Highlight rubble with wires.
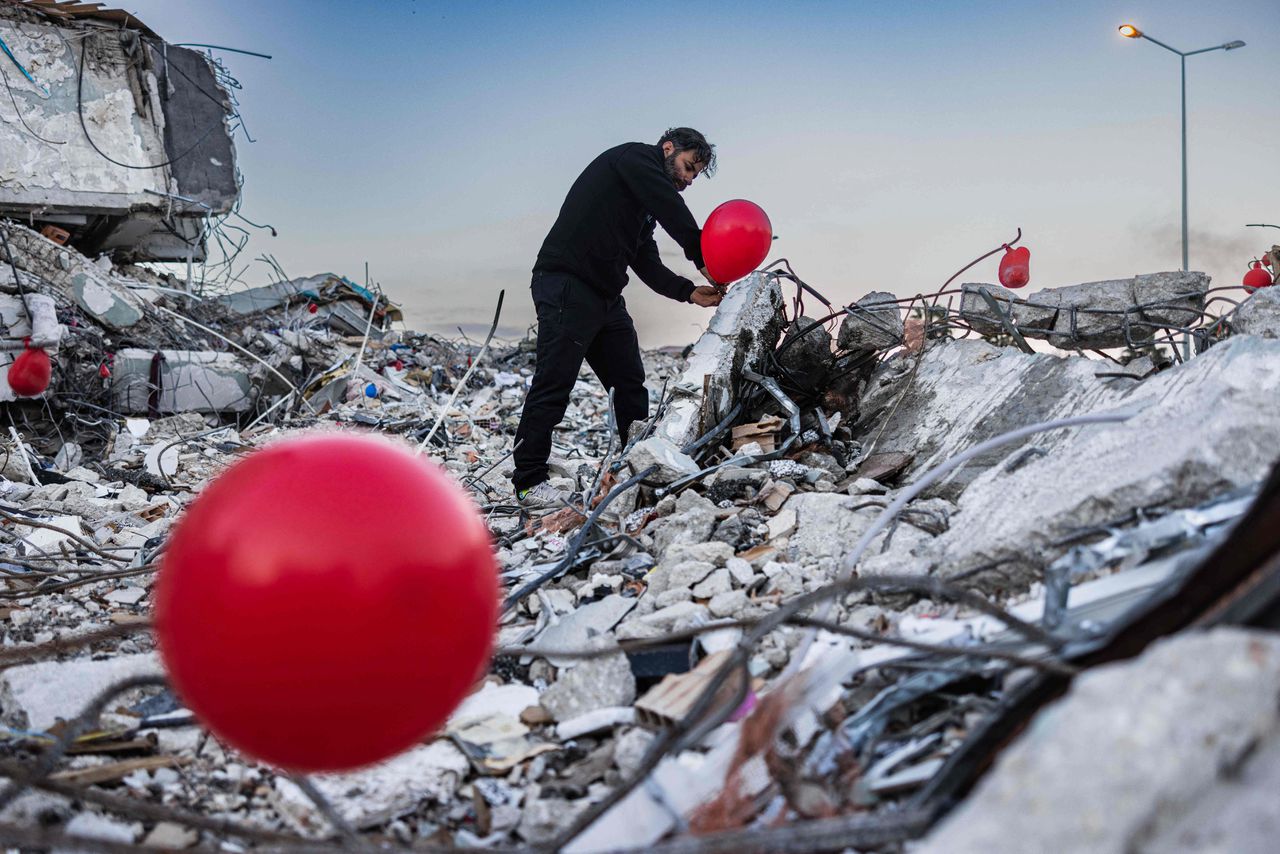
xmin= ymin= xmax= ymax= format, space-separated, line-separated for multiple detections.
xmin=5 ymin=196 xmax=1280 ymax=851
xmin=5 ymin=2 xmax=1280 ymax=852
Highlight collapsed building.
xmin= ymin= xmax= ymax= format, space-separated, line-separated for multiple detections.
xmin=0 ymin=0 xmax=238 ymax=261
xmin=3 ymin=2 xmax=1280 ymax=852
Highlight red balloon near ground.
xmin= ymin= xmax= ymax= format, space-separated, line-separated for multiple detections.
xmin=999 ymin=245 xmax=1031 ymax=289
xmin=1243 ymin=260 xmax=1274 ymax=289
xmin=701 ymin=200 xmax=772 ymax=284
xmin=7 ymin=346 xmax=51 ymax=396
xmin=154 ymin=433 xmax=499 ymax=772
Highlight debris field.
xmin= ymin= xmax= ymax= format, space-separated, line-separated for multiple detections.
xmin=2 ymin=1 xmax=1280 ymax=852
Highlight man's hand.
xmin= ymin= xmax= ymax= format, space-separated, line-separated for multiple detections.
xmin=699 ymin=267 xmax=719 ymax=287
xmin=689 ymin=285 xmax=723 ymax=308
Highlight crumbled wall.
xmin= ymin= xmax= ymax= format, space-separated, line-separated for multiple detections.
xmin=0 ymin=16 xmax=169 ymax=202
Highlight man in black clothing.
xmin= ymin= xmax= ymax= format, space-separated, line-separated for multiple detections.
xmin=512 ymin=127 xmax=723 ymax=510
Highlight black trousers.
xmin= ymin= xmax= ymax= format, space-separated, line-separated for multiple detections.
xmin=512 ymin=271 xmax=648 ymax=491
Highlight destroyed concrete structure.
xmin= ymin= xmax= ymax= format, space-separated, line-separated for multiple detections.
xmin=959 ymin=271 xmax=1208 ymax=350
xmin=3 ymin=4 xmax=1280 ymax=849
xmin=0 ymin=0 xmax=239 ymax=262
xmin=5 ymin=236 xmax=1280 ymax=851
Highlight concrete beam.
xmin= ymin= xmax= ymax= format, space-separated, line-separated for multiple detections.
xmin=648 ymin=272 xmax=785 ymax=449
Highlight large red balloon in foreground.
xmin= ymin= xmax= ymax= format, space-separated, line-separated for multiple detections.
xmin=154 ymin=433 xmax=498 ymax=772
xmin=701 ymin=200 xmax=772 ymax=285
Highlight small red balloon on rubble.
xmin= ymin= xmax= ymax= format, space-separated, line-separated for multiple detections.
xmin=7 ymin=343 xmax=51 ymax=397
xmin=153 ymin=433 xmax=500 ymax=772
xmin=1243 ymin=260 xmax=1274 ymax=290
xmin=998 ymin=245 xmax=1031 ymax=289
xmin=701 ymin=200 xmax=772 ymax=285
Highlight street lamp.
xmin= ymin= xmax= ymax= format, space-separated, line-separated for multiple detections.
xmin=1118 ymin=24 xmax=1245 ymax=272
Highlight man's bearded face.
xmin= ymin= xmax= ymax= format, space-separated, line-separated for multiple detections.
xmin=663 ymin=149 xmax=704 ymax=192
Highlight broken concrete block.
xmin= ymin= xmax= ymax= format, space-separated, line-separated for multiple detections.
xmin=519 ymin=796 xmax=591 ymax=845
xmin=633 ymin=601 xmax=708 ymax=632
xmin=665 ymin=560 xmax=718 ymax=591
xmin=848 ymin=477 xmax=887 ymax=495
xmin=64 ymin=812 xmax=140 ymax=846
xmin=1138 ymin=724 xmax=1280 ymax=853
xmin=1048 ymin=272 xmax=1208 ymax=349
xmin=528 ymin=595 xmax=637 ymax=668
xmin=778 ymin=316 xmax=832 ymax=377
xmin=784 ymin=492 xmax=880 ymax=563
xmin=539 ymin=642 xmax=636 ymax=722
xmin=143 ymin=821 xmax=199 ymax=849
xmin=708 ymin=589 xmax=750 ymax=618
xmin=838 ymin=291 xmax=904 ymax=351
xmin=959 ymin=272 xmax=1208 ymax=350
xmin=931 ymin=334 xmax=1280 ymax=588
xmin=690 ymin=568 xmax=731 ymax=598
xmin=919 ymin=628 xmax=1280 ymax=854
xmin=958 ymin=284 xmax=1058 ymax=339
xmin=664 ymin=541 xmax=734 ymax=566
xmin=70 ymin=271 xmax=145 ymax=329
xmin=647 ymin=507 xmax=717 ymax=556
xmin=1230 ymin=286 xmax=1280 ymax=338
xmin=651 ymin=272 xmax=785 ymax=449
xmin=759 ymin=480 xmax=795 ymax=512
xmin=627 ymin=437 xmax=700 ymax=484
xmin=111 ymin=348 xmax=255 ymax=414
xmin=725 ymin=557 xmax=756 ymax=586
xmin=0 ymin=652 xmax=161 ymax=731
xmin=653 ymin=588 xmax=693 ymax=608
xmin=449 ymin=683 xmax=540 ymax=726
xmin=766 ymin=507 xmax=798 ymax=540
xmin=612 ymin=727 xmax=656 ymax=778
xmin=855 ymin=339 xmax=1123 ymax=498
xmin=275 ymin=741 xmax=468 ymax=830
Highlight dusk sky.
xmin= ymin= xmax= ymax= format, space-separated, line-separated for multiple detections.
xmin=124 ymin=0 xmax=1280 ymax=346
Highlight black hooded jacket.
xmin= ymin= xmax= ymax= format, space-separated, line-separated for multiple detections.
xmin=534 ymin=142 xmax=704 ymax=303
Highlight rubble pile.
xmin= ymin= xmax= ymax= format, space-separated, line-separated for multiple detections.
xmin=4 ymin=208 xmax=1280 ymax=851
xmin=3 ymin=4 xmax=1280 ymax=850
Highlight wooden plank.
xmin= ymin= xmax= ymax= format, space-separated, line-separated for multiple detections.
xmin=49 ymin=755 xmax=187 ymax=786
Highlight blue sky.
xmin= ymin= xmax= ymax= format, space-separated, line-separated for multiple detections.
xmin=123 ymin=0 xmax=1280 ymax=345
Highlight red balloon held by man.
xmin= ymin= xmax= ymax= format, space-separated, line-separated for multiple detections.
xmin=7 ymin=343 xmax=51 ymax=396
xmin=1243 ymin=260 xmax=1274 ymax=289
xmin=999 ymin=245 xmax=1031 ymax=289
xmin=701 ymin=200 xmax=772 ymax=285
xmin=154 ymin=434 xmax=499 ymax=772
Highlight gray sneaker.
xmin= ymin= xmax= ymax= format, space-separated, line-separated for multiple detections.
xmin=516 ymin=481 xmax=574 ymax=512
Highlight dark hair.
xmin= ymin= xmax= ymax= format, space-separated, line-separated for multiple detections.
xmin=659 ymin=127 xmax=716 ymax=177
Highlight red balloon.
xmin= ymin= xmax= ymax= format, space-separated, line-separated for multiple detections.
xmin=999 ymin=246 xmax=1031 ymax=289
xmin=701 ymin=200 xmax=772 ymax=284
xmin=7 ymin=346 xmax=51 ymax=397
xmin=1244 ymin=261 xmax=1274 ymax=289
xmin=154 ymin=434 xmax=499 ymax=771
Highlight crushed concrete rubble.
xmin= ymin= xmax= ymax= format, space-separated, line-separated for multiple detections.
xmin=6 ymin=243 xmax=1279 ymax=851
xmin=3 ymin=6 xmax=1280 ymax=849
xmin=919 ymin=628 xmax=1280 ymax=854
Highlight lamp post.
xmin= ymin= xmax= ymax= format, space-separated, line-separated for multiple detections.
xmin=1118 ymin=25 xmax=1245 ymax=273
